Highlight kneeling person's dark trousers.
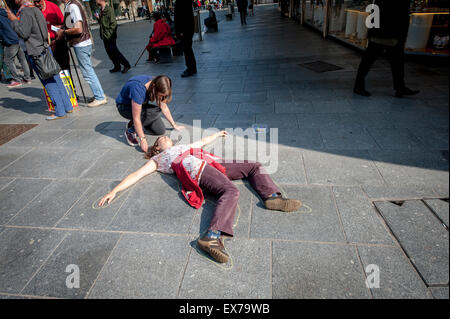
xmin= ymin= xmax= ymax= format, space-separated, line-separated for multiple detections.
xmin=117 ymin=103 xmax=166 ymax=135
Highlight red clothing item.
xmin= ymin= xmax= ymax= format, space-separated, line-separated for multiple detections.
xmin=146 ymin=19 xmax=175 ymax=49
xmin=171 ymin=148 xmax=226 ymax=209
xmin=41 ymin=0 xmax=64 ymax=40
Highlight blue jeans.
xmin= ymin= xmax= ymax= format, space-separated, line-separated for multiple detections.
xmin=73 ymin=45 xmax=105 ymax=101
xmin=28 ymin=52 xmax=73 ymax=117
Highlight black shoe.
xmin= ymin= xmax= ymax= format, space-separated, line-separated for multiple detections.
xmin=181 ymin=70 xmax=195 ymax=78
xmin=109 ymin=68 xmax=121 ymax=73
xmin=395 ymin=87 xmax=420 ymax=98
xmin=122 ymin=65 xmax=131 ymax=74
xmin=353 ymin=86 xmax=371 ymax=97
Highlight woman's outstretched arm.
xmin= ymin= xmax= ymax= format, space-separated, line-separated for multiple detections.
xmin=98 ymin=159 xmax=158 ymax=206
xmin=190 ymin=130 xmax=228 ymax=149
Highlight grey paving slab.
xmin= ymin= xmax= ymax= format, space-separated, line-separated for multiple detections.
xmin=408 ymin=127 xmax=449 ymax=151
xmin=269 ymin=146 xmax=307 ymax=184
xmin=354 ymin=112 xmax=397 ymax=129
xmin=0 ymin=147 xmax=107 ymax=179
xmin=92 ymin=129 xmax=132 ymax=150
xmin=370 ymin=150 xmax=449 ymax=187
xmin=108 ymin=174 xmax=196 ymax=233
xmin=275 ymin=101 xmax=314 ymax=114
xmin=0 ymin=227 xmax=66 ymax=293
xmin=179 ymin=238 xmax=271 ymax=298
xmin=56 ymin=181 xmax=131 ymax=230
xmin=0 ymin=177 xmax=14 ymax=191
xmin=277 ymin=128 xmax=325 ymax=150
xmin=214 ymin=114 xmax=256 ymax=129
xmin=272 ymin=241 xmax=370 ymax=299
xmin=321 ymin=128 xmax=379 ymax=150
xmin=256 ymin=113 xmax=298 ymax=128
xmin=430 ymin=287 xmax=449 ymax=299
xmin=297 ymin=113 xmax=361 ymax=130
xmin=208 ymin=103 xmax=239 ymax=115
xmin=375 ymin=201 xmax=449 ymax=286
xmin=434 ymin=184 xmax=449 ymax=198
xmin=7 ymin=179 xmax=91 ymax=227
xmin=367 ymin=128 xmax=425 ymax=151
xmin=424 ymin=199 xmax=449 ymax=228
xmin=303 ymin=150 xmax=385 ymax=186
xmin=190 ymin=93 xmax=229 ymax=104
xmin=250 ymin=185 xmax=346 ymax=242
xmin=0 ymin=146 xmax=31 ymax=172
xmin=47 ymin=130 xmax=99 ymax=149
xmin=80 ymin=149 xmax=138 ymax=180
xmin=3 ymin=129 xmax=69 ymax=148
xmin=237 ymin=103 xmax=275 ymax=114
xmin=22 ymin=231 xmax=120 ymax=298
xmin=87 ymin=234 xmax=191 ymax=298
xmin=333 ymin=187 xmax=393 ymax=245
xmin=0 ymin=178 xmax=52 ymax=225
xmin=362 ymin=185 xmax=438 ymax=200
xmin=227 ymin=92 xmax=268 ymax=103
xmin=357 ymin=245 xmax=432 ymax=299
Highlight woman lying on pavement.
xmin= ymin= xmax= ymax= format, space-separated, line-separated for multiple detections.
xmin=99 ymin=131 xmax=302 ymax=263
xmin=116 ymin=74 xmax=184 ymax=153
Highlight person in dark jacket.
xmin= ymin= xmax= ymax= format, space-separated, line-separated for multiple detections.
xmin=236 ymin=0 xmax=248 ymax=25
xmin=7 ymin=0 xmax=73 ymax=120
xmin=0 ymin=7 xmax=31 ymax=87
xmin=204 ymin=4 xmax=217 ymax=32
xmin=354 ymin=0 xmax=419 ymax=98
xmin=174 ymin=0 xmax=197 ymax=77
xmin=94 ymin=0 xmax=130 ymax=73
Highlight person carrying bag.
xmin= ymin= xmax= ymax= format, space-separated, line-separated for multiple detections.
xmin=7 ymin=0 xmax=73 ymax=120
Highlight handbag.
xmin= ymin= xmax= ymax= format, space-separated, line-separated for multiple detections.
xmin=31 ymin=7 xmax=61 ymax=80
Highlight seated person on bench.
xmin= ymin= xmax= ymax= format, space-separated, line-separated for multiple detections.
xmin=146 ymin=12 xmax=175 ymax=63
xmin=204 ymin=5 xmax=218 ymax=32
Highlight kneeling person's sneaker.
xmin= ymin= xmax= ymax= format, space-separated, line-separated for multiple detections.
xmin=125 ymin=127 xmax=138 ymax=146
xmin=7 ymin=81 xmax=22 ymax=88
xmin=264 ymin=195 xmax=301 ymax=212
xmin=87 ymin=98 xmax=107 ymax=108
xmin=197 ymin=233 xmax=229 ymax=263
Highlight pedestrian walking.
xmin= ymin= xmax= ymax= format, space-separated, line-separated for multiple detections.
xmin=354 ymin=0 xmax=420 ymax=98
xmin=175 ymin=0 xmax=197 ymax=77
xmin=116 ymin=74 xmax=184 ymax=153
xmin=248 ymin=0 xmax=254 ymax=16
xmin=7 ymin=0 xmax=73 ymax=120
xmin=59 ymin=0 xmax=107 ymax=107
xmin=236 ymin=0 xmax=247 ymax=25
xmin=98 ymin=132 xmax=302 ymax=263
xmin=0 ymin=7 xmax=31 ymax=88
xmin=94 ymin=0 xmax=131 ymax=74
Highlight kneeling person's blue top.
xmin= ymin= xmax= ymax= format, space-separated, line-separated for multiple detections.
xmin=116 ymin=75 xmax=153 ymax=106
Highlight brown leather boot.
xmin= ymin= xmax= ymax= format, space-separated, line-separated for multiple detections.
xmin=264 ymin=196 xmax=302 ymax=212
xmin=197 ymin=236 xmax=229 ymax=263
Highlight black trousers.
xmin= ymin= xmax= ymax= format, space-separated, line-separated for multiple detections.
xmin=239 ymin=10 xmax=247 ymax=25
xmin=355 ymin=41 xmax=406 ymax=90
xmin=103 ymin=37 xmax=130 ymax=69
xmin=117 ymin=103 xmax=166 ymax=135
xmin=180 ymin=35 xmax=197 ymax=73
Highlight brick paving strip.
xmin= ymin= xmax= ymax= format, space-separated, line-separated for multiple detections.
xmin=0 ymin=124 xmax=38 ymax=146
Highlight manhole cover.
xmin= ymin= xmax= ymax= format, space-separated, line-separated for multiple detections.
xmin=0 ymin=124 xmax=38 ymax=146
xmin=299 ymin=61 xmax=343 ymax=73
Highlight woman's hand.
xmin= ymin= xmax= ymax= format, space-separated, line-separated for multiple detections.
xmin=99 ymin=192 xmax=116 ymax=207
xmin=6 ymin=9 xmax=18 ymax=21
xmin=140 ymin=138 xmax=149 ymax=153
xmin=174 ymin=124 xmax=185 ymax=131
xmin=216 ymin=130 xmax=228 ymax=137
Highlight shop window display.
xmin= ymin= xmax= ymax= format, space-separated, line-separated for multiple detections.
xmin=304 ymin=0 xmax=326 ymax=30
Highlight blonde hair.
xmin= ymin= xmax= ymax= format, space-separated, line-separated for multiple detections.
xmin=148 ymin=75 xmax=172 ymax=105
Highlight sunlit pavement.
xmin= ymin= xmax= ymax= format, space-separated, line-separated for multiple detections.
xmin=0 ymin=4 xmax=448 ymax=299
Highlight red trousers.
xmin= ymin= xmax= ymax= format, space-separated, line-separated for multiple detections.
xmin=199 ymin=161 xmax=280 ymax=237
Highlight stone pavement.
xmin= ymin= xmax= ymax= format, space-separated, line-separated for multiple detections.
xmin=0 ymin=4 xmax=448 ymax=299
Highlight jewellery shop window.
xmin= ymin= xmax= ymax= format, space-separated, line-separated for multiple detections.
xmin=304 ymin=0 xmax=327 ymax=31
xmin=328 ymin=0 xmax=372 ymax=50
xmin=406 ymin=0 xmax=449 ymax=56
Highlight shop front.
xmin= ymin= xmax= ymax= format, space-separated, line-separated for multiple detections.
xmin=289 ymin=0 xmax=449 ymax=56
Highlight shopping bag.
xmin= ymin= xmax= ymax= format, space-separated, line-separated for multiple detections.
xmin=45 ymin=70 xmax=78 ymax=112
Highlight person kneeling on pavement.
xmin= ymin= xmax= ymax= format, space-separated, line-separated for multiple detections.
xmin=116 ymin=74 xmax=185 ymax=153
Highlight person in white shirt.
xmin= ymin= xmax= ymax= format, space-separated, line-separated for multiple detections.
xmin=58 ymin=0 xmax=107 ymax=107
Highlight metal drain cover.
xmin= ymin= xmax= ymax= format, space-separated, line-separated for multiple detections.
xmin=299 ymin=61 xmax=343 ymax=73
